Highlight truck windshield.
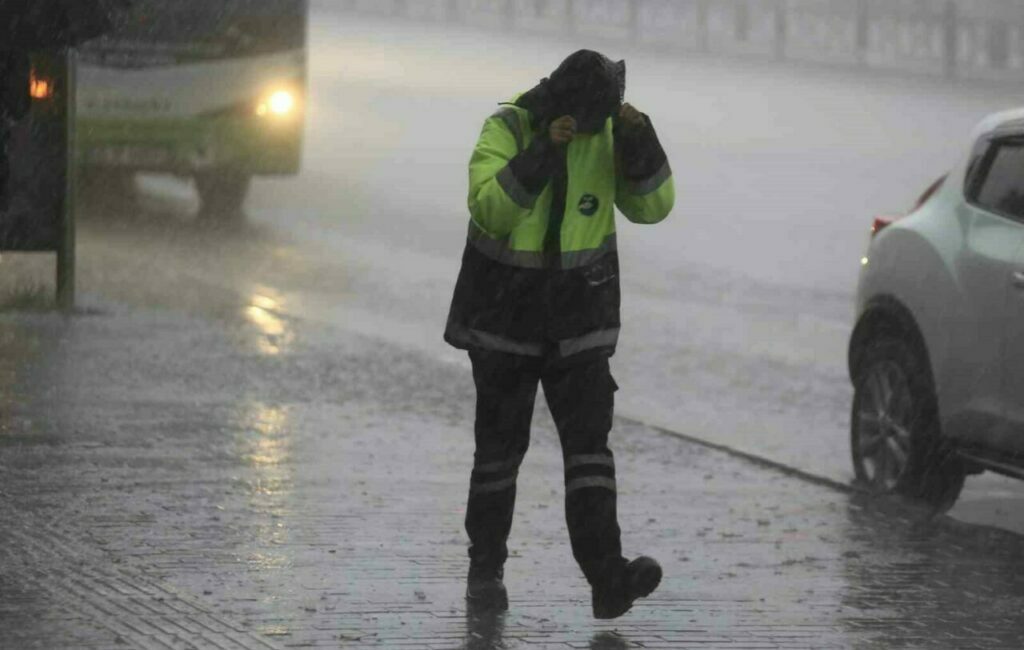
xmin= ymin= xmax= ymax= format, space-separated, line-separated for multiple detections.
xmin=83 ymin=0 xmax=307 ymax=66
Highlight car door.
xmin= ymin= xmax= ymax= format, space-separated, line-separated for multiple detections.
xmin=1000 ymin=237 xmax=1024 ymax=457
xmin=958 ymin=136 xmax=1024 ymax=455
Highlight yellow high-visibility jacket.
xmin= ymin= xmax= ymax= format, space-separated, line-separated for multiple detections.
xmin=445 ymin=100 xmax=674 ymax=360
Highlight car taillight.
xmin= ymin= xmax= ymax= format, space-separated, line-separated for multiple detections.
xmin=869 ymin=175 xmax=948 ymax=241
xmin=871 ymin=217 xmax=895 ymax=239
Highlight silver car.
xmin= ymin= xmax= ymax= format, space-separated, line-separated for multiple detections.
xmin=850 ymin=108 xmax=1024 ymax=510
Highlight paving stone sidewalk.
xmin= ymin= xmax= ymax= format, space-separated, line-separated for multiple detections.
xmin=2 ymin=304 xmax=1024 ymax=649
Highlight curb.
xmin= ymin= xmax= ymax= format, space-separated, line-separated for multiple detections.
xmin=625 ymin=415 xmax=856 ymax=494
xmin=625 ymin=416 xmax=1024 ymax=543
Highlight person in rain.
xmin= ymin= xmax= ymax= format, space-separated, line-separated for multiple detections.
xmin=444 ymin=49 xmax=675 ymax=618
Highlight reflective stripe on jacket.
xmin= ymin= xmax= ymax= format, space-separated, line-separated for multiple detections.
xmin=445 ymin=100 xmax=674 ymax=361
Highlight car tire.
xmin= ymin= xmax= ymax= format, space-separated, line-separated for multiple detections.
xmin=195 ymin=172 xmax=250 ymax=222
xmin=851 ymin=338 xmax=965 ymax=512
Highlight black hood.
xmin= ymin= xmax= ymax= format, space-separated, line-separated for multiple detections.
xmin=515 ymin=49 xmax=625 ymax=134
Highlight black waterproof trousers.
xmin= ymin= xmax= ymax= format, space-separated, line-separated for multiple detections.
xmin=465 ymin=349 xmax=624 ymax=587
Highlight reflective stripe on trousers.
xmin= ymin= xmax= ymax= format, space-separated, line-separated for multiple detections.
xmin=565 ymin=453 xmax=617 ymax=495
xmin=465 ymin=351 xmax=623 ymax=584
xmin=470 ymin=453 xmax=527 ymax=495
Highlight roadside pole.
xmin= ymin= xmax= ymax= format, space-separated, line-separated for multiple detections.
xmin=57 ymin=48 xmax=76 ymax=312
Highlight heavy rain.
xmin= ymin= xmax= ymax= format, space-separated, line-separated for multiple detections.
xmin=2 ymin=0 xmax=1024 ymax=648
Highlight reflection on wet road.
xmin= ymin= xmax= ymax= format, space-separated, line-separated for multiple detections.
xmin=839 ymin=498 xmax=1024 ymax=648
xmin=245 ymin=291 xmax=293 ymax=356
xmin=2 ymin=254 xmax=1024 ymax=646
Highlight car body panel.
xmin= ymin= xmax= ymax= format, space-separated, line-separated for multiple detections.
xmin=995 ymin=241 xmax=1024 ymax=455
xmin=855 ymin=110 xmax=1024 ymax=455
xmin=942 ymin=201 xmax=1024 ymax=447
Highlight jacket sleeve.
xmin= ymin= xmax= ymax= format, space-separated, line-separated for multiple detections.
xmin=614 ymin=115 xmax=675 ymax=225
xmin=468 ymin=114 xmax=556 ymax=238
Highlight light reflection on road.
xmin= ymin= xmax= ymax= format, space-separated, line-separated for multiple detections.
xmin=235 ymin=400 xmax=295 ymax=617
xmin=244 ymin=289 xmax=293 ymax=356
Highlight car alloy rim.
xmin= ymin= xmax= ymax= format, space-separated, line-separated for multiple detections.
xmin=856 ymin=361 xmax=913 ymax=491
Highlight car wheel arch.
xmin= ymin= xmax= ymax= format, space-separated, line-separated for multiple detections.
xmin=849 ymin=296 xmax=934 ymax=388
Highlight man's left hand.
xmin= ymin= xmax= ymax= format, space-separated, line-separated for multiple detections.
xmin=617 ymin=103 xmax=646 ymax=131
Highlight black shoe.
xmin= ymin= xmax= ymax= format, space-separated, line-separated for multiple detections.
xmin=466 ymin=566 xmax=508 ymax=612
xmin=592 ymin=556 xmax=662 ymax=620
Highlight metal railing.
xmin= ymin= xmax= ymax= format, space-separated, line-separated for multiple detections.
xmin=332 ymin=0 xmax=1024 ymax=82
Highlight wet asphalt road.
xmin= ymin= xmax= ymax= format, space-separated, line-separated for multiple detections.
xmin=2 ymin=228 xmax=1024 ymax=647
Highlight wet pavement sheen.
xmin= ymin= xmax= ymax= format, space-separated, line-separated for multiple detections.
xmin=1 ymin=295 xmax=1023 ymax=649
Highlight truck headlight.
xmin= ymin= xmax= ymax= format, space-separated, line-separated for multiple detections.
xmin=256 ymin=90 xmax=297 ymax=118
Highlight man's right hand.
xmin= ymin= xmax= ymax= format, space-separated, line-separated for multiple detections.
xmin=549 ymin=115 xmax=577 ymax=146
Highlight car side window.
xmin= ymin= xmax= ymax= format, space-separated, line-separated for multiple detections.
xmin=964 ymin=137 xmax=990 ymax=194
xmin=969 ymin=139 xmax=1024 ymax=222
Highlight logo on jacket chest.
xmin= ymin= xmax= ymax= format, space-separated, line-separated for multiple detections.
xmin=578 ymin=194 xmax=600 ymax=217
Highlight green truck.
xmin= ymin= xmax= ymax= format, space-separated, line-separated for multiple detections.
xmin=73 ymin=0 xmax=308 ymax=219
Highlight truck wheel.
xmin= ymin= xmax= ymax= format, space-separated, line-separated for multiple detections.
xmin=851 ymin=339 xmax=965 ymax=512
xmin=195 ymin=172 xmax=250 ymax=222
xmin=80 ymin=169 xmax=137 ymax=210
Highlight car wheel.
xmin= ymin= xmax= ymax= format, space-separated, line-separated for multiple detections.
xmin=194 ymin=172 xmax=250 ymax=222
xmin=851 ymin=339 xmax=965 ymax=512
